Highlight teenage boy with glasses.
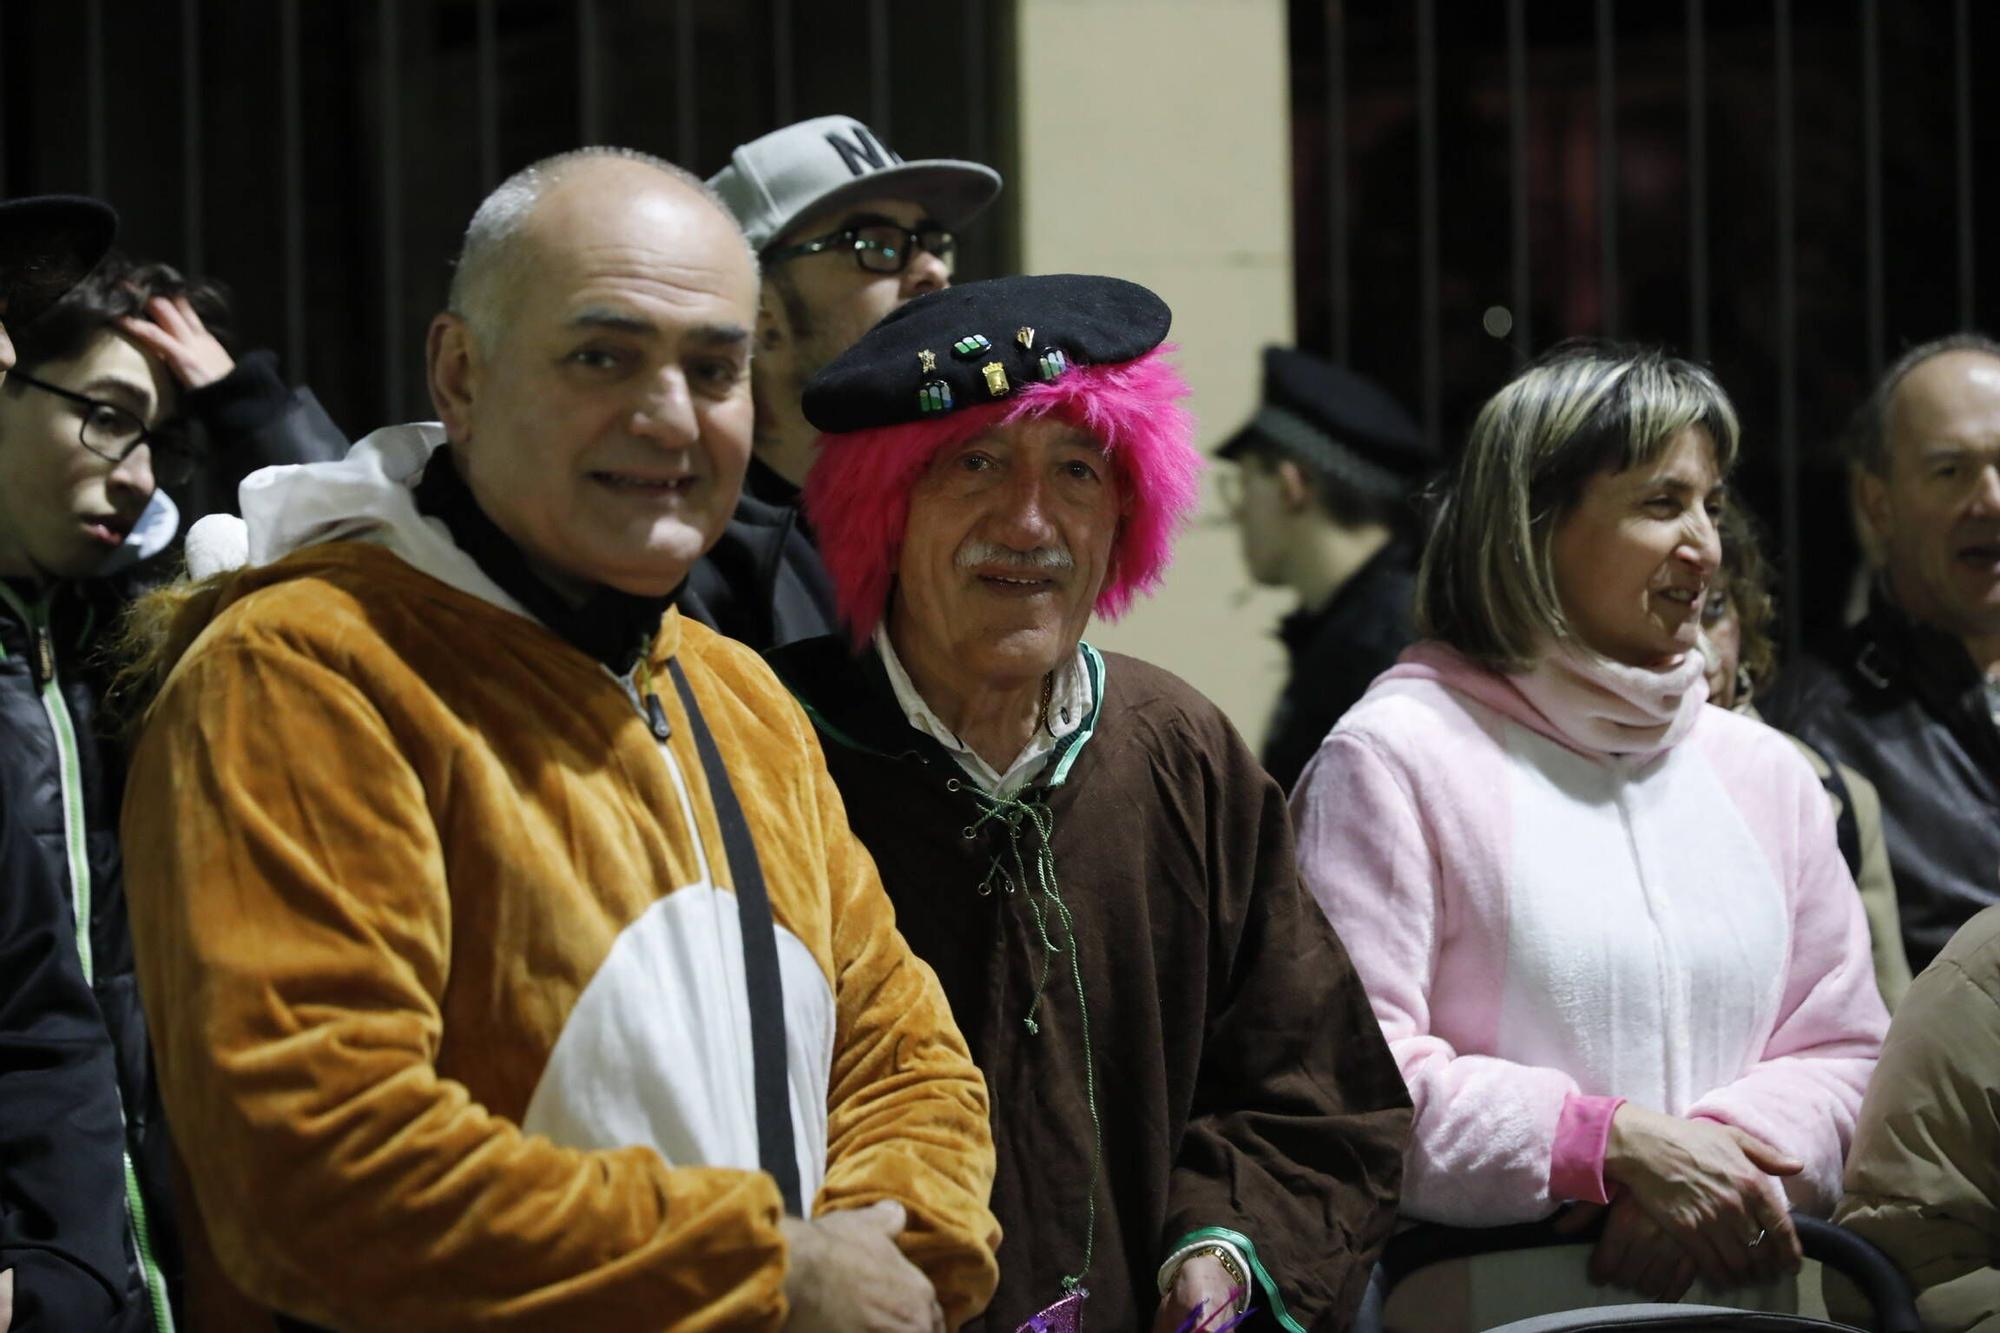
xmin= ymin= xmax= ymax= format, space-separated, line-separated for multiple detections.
xmin=0 ymin=239 xmax=344 ymax=1333
xmin=679 ymin=116 xmax=1002 ymax=650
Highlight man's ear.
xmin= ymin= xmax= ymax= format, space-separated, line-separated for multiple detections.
xmin=427 ymin=312 xmax=480 ymax=442
xmin=1853 ymin=464 xmax=1892 ymax=564
xmin=1276 ymin=458 xmax=1314 ymax=511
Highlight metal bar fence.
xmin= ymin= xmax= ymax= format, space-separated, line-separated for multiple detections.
xmin=1417 ymin=0 xmax=1440 ymax=446
xmin=1776 ymin=0 xmax=1801 ymax=664
xmin=1508 ymin=0 xmax=1531 ymax=362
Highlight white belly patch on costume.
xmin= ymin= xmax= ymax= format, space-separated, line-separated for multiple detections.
xmin=519 ymin=880 xmax=835 ymax=1199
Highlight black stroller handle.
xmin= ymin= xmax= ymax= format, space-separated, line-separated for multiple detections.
xmin=1355 ymin=1211 xmax=1920 ymax=1333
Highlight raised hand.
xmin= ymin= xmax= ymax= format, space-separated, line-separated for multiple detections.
xmin=118 ymin=293 xmax=234 ymax=389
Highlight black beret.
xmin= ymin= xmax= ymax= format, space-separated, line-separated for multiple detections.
xmin=0 ymin=195 xmax=117 ymax=329
xmin=802 ymin=273 xmax=1171 ymax=434
xmin=1216 ymin=347 xmax=1434 ymax=498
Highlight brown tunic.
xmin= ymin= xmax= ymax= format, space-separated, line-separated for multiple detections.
xmin=773 ymin=637 xmax=1412 ymax=1332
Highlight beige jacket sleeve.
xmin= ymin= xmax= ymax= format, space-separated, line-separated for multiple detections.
xmin=1838 ymin=761 xmax=1914 ymax=1012
xmin=1786 ymin=735 xmax=1913 ymax=1012
xmin=1835 ymin=910 xmax=2000 ymax=1333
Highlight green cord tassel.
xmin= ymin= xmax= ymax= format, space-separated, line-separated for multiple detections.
xmin=967 ymin=789 xmax=1102 ymax=1291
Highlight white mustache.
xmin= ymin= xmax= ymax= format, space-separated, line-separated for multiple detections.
xmin=955 ymin=539 xmax=1074 ymax=573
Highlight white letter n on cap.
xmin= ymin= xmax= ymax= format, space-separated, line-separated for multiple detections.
xmin=824 ymin=124 xmax=902 ymax=177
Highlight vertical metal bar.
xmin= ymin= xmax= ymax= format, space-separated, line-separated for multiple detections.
xmin=380 ymin=0 xmax=404 ymax=419
xmin=0 ymin=2 xmax=8 ymax=194
xmin=1329 ymin=0 xmax=1350 ymax=365
xmin=181 ymin=0 xmax=203 ymax=272
xmin=1688 ymin=0 xmax=1709 ymax=361
xmin=281 ymin=0 xmax=305 ymax=378
xmin=578 ymin=0 xmax=601 ymax=143
xmin=0 ymin=6 xmax=9 ymax=192
xmin=1776 ymin=0 xmax=1800 ymax=664
xmin=1417 ymin=0 xmax=1440 ymax=447
xmin=87 ymin=0 xmax=107 ymax=196
xmin=1955 ymin=0 xmax=1974 ymax=328
xmin=478 ymin=0 xmax=499 ymax=187
xmin=1596 ymin=0 xmax=1618 ymax=338
xmin=1861 ymin=0 xmax=1883 ymax=375
xmin=963 ymin=4 xmax=990 ymax=172
xmin=869 ymin=0 xmax=891 ymax=137
xmin=1507 ymin=0 xmax=1531 ymax=361
xmin=675 ymin=0 xmax=697 ymax=166
xmin=772 ymin=0 xmax=794 ymax=126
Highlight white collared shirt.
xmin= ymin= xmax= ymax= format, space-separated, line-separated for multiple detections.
xmin=873 ymin=624 xmax=1092 ymax=799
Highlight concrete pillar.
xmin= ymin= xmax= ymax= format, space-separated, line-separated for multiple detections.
xmin=1012 ymin=0 xmax=1295 ymax=745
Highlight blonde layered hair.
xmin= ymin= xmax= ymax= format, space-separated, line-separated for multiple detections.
xmin=1416 ymin=341 xmax=1741 ymax=670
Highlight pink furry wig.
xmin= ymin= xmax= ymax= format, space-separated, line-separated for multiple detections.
xmin=803 ymin=346 xmax=1201 ymax=648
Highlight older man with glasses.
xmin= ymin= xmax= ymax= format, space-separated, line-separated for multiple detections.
xmin=679 ymin=116 xmax=1002 ymax=650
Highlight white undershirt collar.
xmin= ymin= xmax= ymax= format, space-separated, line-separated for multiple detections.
xmin=874 ymin=623 xmax=1092 ymax=798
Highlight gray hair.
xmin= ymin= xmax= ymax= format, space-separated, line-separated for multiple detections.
xmin=1416 ymin=340 xmax=1741 ymax=671
xmin=1844 ymin=331 xmax=2000 ymax=476
xmin=446 ymin=146 xmax=755 ymax=350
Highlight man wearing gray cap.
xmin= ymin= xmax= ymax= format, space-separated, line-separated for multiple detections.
xmin=1219 ymin=348 xmax=1436 ymax=792
xmin=681 ymin=116 xmax=1002 ymax=650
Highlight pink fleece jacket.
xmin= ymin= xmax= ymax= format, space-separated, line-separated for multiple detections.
xmin=1291 ymin=642 xmax=1888 ymax=1227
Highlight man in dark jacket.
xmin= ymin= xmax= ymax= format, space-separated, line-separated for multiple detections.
xmin=0 ymin=230 xmax=346 ymax=1332
xmin=771 ymin=275 xmax=1411 ymax=1332
xmin=1765 ymin=332 xmax=2000 ymax=972
xmin=683 ymin=116 xmax=1002 ymax=649
xmin=0 ymin=786 xmax=134 ymax=1332
xmin=1218 ymin=348 xmax=1435 ymax=792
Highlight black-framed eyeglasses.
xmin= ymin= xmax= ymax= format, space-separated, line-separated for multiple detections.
xmin=764 ymin=221 xmax=957 ymax=276
xmin=6 ymin=368 xmax=193 ymax=486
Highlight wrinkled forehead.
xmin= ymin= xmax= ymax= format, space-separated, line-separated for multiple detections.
xmin=1890 ymin=350 xmax=2000 ymax=448
xmin=514 ymin=181 xmax=758 ymax=321
xmin=962 ymin=415 xmax=1107 ymax=457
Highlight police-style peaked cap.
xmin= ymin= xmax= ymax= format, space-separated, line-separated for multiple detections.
xmin=802 ymin=273 xmax=1171 ymax=434
xmin=1217 ymin=347 xmax=1434 ymax=497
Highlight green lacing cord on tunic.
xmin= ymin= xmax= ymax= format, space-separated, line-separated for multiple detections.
xmin=968 ymin=786 xmax=1102 ymax=1295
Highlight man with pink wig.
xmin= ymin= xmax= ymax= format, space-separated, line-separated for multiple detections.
xmin=768 ymin=273 xmax=1412 ymax=1333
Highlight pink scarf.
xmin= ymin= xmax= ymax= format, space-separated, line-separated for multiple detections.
xmin=1508 ymin=640 xmax=1709 ymax=758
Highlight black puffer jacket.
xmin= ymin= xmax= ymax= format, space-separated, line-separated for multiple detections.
xmin=0 ymin=761 xmax=135 ymax=1331
xmin=1764 ymin=588 xmax=2000 ymax=972
xmin=677 ymin=456 xmax=840 ymax=652
xmin=0 ymin=578 xmax=176 ymax=1333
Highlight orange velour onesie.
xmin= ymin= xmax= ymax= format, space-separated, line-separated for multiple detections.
xmin=122 ymin=539 xmax=999 ymax=1330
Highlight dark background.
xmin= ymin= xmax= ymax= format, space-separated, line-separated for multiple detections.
xmin=1290 ymin=0 xmax=1998 ymax=657
xmin=4 ymin=1 xmax=1992 ymax=656
xmin=0 ymin=0 xmax=1016 ymax=436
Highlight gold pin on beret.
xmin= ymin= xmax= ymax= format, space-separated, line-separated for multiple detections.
xmin=981 ymin=361 xmax=1010 ymax=396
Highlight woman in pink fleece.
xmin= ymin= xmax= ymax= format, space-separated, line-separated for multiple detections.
xmin=1293 ymin=342 xmax=1888 ymax=1311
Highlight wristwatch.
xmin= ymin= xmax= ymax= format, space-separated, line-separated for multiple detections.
xmin=1172 ymin=1244 xmax=1247 ymax=1298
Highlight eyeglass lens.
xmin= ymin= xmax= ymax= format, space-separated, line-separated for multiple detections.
xmin=80 ymin=404 xmax=192 ymax=485
xmin=852 ymin=224 xmax=955 ymax=275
